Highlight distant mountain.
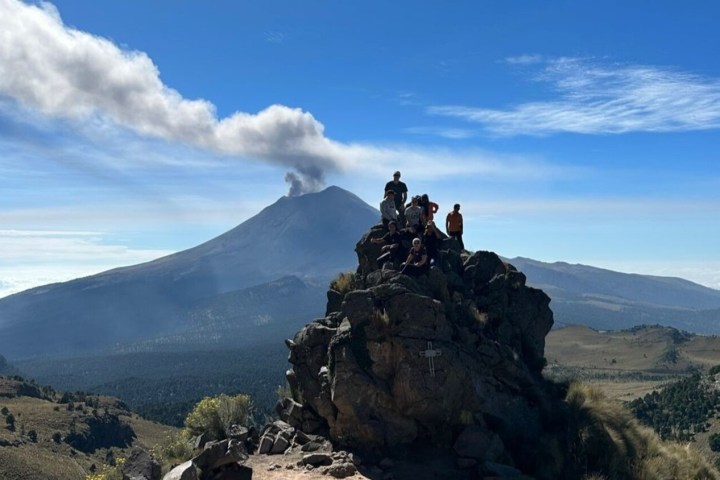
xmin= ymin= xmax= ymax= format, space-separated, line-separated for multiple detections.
xmin=0 ymin=186 xmax=377 ymax=359
xmin=508 ymin=257 xmax=720 ymax=333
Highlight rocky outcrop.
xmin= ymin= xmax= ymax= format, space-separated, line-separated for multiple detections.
xmin=279 ymin=224 xmax=558 ymax=476
xmin=122 ymin=447 xmax=161 ymax=480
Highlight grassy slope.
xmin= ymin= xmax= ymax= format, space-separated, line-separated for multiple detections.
xmin=545 ymin=324 xmax=720 ymax=402
xmin=0 ymin=378 xmax=176 ymax=480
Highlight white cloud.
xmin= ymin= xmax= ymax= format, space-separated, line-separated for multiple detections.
xmin=404 ymin=126 xmax=476 ymax=139
xmin=0 ymin=0 xmax=563 ymax=194
xmin=0 ymin=0 xmax=342 ymax=194
xmin=429 ymin=57 xmax=720 ymax=136
xmin=505 ymin=54 xmax=544 ymax=65
xmin=0 ymin=229 xmax=173 ymax=298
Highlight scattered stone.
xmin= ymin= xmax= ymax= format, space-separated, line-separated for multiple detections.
xmin=270 ymin=434 xmax=290 ymax=454
xmin=286 ymin=464 xmax=295 ymax=469
xmin=327 ymin=462 xmax=357 ymax=478
xmin=294 ymin=429 xmax=312 ymax=445
xmin=226 ymin=425 xmax=249 ymax=443
xmin=162 ymin=461 xmax=198 ymax=480
xmin=122 ymin=447 xmax=161 ymax=480
xmin=301 ymin=441 xmax=323 ymax=452
xmin=302 ymin=452 xmax=334 ymax=467
xmin=192 ymin=439 xmax=248 ymax=471
xmin=193 ymin=432 xmax=209 ymax=450
xmin=257 ymin=434 xmax=274 ymax=454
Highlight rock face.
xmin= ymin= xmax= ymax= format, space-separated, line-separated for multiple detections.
xmin=280 ymin=224 xmax=555 ymax=471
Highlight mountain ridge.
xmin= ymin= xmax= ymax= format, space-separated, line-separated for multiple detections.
xmin=0 ymin=186 xmax=378 ymax=359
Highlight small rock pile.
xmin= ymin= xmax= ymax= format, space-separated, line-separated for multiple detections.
xmin=256 ymin=419 xmax=358 ymax=478
xmin=163 ymin=428 xmax=254 ymax=480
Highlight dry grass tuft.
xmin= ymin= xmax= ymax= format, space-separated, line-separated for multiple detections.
xmin=566 ymin=382 xmax=719 ymax=480
xmin=330 ymin=272 xmax=357 ymax=295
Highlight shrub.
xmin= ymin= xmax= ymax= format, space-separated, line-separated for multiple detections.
xmin=710 ymin=365 xmax=720 ymax=376
xmin=52 ymin=432 xmax=62 ymax=443
xmin=184 ymin=393 xmax=253 ymax=440
xmin=152 ymin=433 xmax=193 ymax=467
xmin=330 ymin=272 xmax=356 ymax=295
xmin=0 ymin=406 xmax=8 ymax=416
xmin=709 ymin=433 xmax=720 ymax=452
xmin=27 ymin=430 xmax=37 ymax=442
xmin=5 ymin=413 xmax=15 ymax=431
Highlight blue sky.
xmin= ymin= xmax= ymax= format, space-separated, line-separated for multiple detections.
xmin=1 ymin=0 xmax=719 ymax=297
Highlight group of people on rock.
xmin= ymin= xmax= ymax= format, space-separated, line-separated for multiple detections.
xmin=373 ymin=171 xmax=465 ymax=277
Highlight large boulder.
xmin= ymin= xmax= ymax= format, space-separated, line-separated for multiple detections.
xmin=122 ymin=447 xmax=161 ymax=480
xmin=281 ymin=229 xmax=555 ymax=470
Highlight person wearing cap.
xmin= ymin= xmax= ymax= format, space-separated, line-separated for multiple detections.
xmin=384 ymin=171 xmax=408 ymax=224
xmin=446 ymin=203 xmax=464 ymax=250
xmin=379 ymin=190 xmax=399 ymax=230
xmin=371 ymin=220 xmax=404 ymax=269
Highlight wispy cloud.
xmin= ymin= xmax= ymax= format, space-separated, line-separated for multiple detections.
xmin=429 ymin=57 xmax=720 ymax=136
xmin=0 ymin=229 xmax=173 ymax=298
xmin=404 ymin=126 xmax=476 ymax=139
xmin=505 ymin=54 xmax=544 ymax=65
xmin=264 ymin=31 xmax=287 ymax=44
xmin=0 ymin=0 xmax=562 ymax=194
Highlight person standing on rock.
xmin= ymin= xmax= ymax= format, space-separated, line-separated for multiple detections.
xmin=445 ymin=203 xmax=464 ymax=250
xmin=371 ymin=221 xmax=404 ymax=269
xmin=419 ymin=193 xmax=439 ymax=227
xmin=384 ymin=171 xmax=408 ymax=226
xmin=380 ymin=190 xmax=399 ymax=230
xmin=401 ymin=237 xmax=429 ymax=277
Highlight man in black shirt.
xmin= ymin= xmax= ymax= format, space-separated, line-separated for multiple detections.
xmin=371 ymin=221 xmax=404 ymax=269
xmin=384 ymin=171 xmax=408 ymax=225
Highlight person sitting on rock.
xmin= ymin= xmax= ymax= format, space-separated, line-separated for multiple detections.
xmin=384 ymin=171 xmax=408 ymax=225
xmin=379 ymin=190 xmax=398 ymax=229
xmin=371 ymin=221 xmax=404 ymax=269
xmin=419 ymin=193 xmax=439 ymax=227
xmin=404 ymin=195 xmax=423 ymax=234
xmin=445 ymin=203 xmax=464 ymax=250
xmin=401 ymin=237 xmax=429 ymax=277
xmin=422 ymin=220 xmax=443 ymax=265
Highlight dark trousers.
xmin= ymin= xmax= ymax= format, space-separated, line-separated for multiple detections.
xmin=449 ymin=232 xmax=464 ymax=250
xmin=401 ymin=263 xmax=429 ymax=277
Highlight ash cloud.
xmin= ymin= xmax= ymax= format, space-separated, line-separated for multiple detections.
xmin=0 ymin=0 xmax=339 ymax=193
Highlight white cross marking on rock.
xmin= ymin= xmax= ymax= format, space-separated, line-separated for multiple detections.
xmin=419 ymin=341 xmax=442 ymax=377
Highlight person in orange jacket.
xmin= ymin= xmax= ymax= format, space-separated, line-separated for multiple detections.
xmin=445 ymin=203 xmax=464 ymax=250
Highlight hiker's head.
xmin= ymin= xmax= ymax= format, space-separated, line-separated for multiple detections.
xmin=393 ymin=171 xmax=401 ymax=182
xmin=421 ymin=194 xmax=429 ymax=201
xmin=388 ymin=221 xmax=397 ymax=231
xmin=454 ymin=203 xmax=460 ymax=212
xmin=412 ymin=238 xmax=421 ymax=248
xmin=386 ymin=190 xmax=395 ymax=199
